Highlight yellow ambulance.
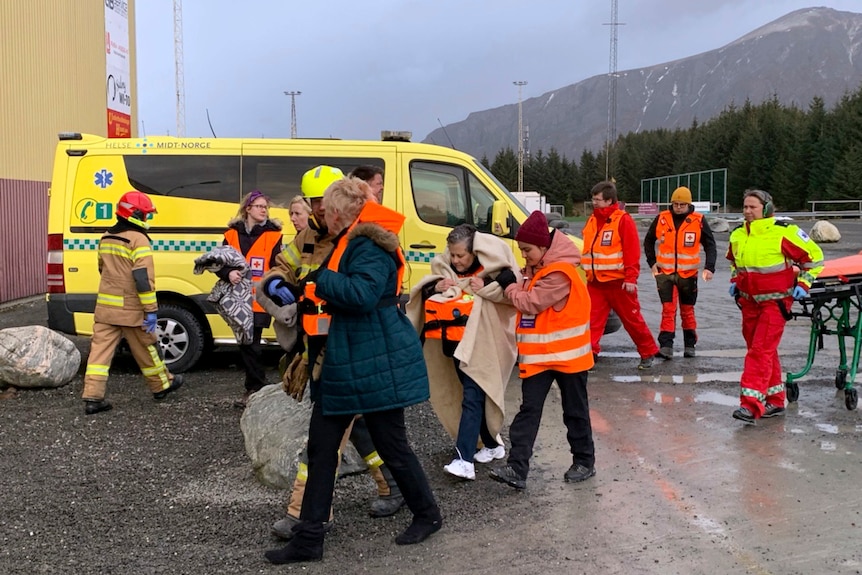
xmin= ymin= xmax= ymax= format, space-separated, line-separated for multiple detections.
xmin=47 ymin=131 xmax=614 ymax=372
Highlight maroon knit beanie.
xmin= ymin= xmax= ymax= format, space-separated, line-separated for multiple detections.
xmin=515 ymin=210 xmax=551 ymax=248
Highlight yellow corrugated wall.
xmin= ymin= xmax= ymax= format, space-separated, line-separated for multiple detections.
xmin=0 ymin=0 xmax=136 ymax=302
xmin=0 ymin=0 xmax=137 ymax=182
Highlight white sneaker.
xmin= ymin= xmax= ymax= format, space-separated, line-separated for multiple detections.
xmin=443 ymin=458 xmax=475 ymax=480
xmin=473 ymin=445 xmax=506 ymax=464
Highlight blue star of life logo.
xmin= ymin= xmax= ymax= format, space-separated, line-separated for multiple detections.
xmin=94 ymin=169 xmax=113 ymax=188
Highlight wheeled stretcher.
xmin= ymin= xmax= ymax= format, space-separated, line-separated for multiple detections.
xmin=787 ymin=252 xmax=862 ymax=410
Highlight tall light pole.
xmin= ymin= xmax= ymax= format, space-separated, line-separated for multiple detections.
xmin=604 ymin=0 xmax=623 ymax=180
xmin=513 ymin=80 xmax=527 ymax=193
xmin=284 ymin=91 xmax=301 ymax=138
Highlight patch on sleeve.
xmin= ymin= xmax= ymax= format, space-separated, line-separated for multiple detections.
xmin=796 ymin=228 xmax=810 ymax=242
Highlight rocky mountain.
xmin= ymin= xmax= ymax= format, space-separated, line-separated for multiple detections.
xmin=423 ymin=7 xmax=862 ymax=161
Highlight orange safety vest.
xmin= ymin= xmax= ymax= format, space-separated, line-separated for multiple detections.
xmin=582 ymin=208 xmax=626 ymax=282
xmin=654 ymin=210 xmax=703 ymax=278
xmin=422 ymin=264 xmax=485 ymax=347
xmin=224 ymin=228 xmax=282 ymax=314
xmin=516 ymin=262 xmax=593 ymax=378
xmin=303 ymin=201 xmax=407 ymax=336
xmin=424 ymin=294 xmax=474 ymax=356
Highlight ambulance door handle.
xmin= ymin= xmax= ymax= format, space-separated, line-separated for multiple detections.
xmin=410 ymin=242 xmax=436 ymax=249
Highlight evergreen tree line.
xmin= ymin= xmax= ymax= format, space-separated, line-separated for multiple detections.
xmin=482 ymin=85 xmax=862 ymax=214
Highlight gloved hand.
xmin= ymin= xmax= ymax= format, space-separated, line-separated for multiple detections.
xmin=793 ymin=285 xmax=809 ymax=301
xmin=728 ymin=284 xmax=738 ymax=298
xmin=267 ymin=280 xmax=296 ymax=306
xmin=143 ymin=312 xmax=158 ymax=333
xmin=282 ymin=354 xmax=309 ymax=402
xmin=298 ymin=268 xmax=321 ymax=292
xmin=496 ymin=268 xmax=517 ymax=289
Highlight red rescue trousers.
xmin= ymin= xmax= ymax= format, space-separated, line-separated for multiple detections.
xmin=738 ymin=297 xmax=788 ymax=416
xmin=588 ymin=279 xmax=659 ymax=359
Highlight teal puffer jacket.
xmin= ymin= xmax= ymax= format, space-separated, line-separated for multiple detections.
xmin=313 ymin=222 xmax=429 ymax=416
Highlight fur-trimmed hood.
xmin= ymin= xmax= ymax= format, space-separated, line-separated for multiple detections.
xmin=347 ymin=221 xmax=400 ymax=253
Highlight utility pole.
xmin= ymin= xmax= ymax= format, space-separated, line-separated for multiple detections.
xmin=284 ymin=91 xmax=301 ymax=138
xmin=513 ymin=80 xmax=527 ymax=193
xmin=173 ymin=0 xmax=185 ymax=137
xmin=603 ymin=0 xmax=624 ymax=180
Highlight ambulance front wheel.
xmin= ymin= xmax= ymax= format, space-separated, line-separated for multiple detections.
xmin=156 ymin=303 xmax=204 ymax=374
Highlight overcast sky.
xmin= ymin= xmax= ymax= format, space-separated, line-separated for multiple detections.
xmin=135 ymin=1 xmax=862 ymax=142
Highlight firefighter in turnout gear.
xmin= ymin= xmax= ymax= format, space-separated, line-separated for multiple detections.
xmin=261 ymin=167 xmax=405 ymax=540
xmin=81 ymin=191 xmax=183 ymax=415
xmin=643 ymin=186 xmax=717 ymax=359
xmin=727 ymin=189 xmax=824 ymax=424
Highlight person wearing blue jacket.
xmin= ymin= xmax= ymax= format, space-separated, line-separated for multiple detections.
xmin=264 ymin=177 xmax=441 ymax=564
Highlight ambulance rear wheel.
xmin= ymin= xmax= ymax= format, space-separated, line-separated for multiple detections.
xmin=786 ymin=382 xmax=799 ymax=403
xmin=156 ymin=303 xmax=204 ymax=373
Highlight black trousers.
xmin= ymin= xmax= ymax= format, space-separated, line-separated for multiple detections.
xmin=300 ymin=402 xmax=440 ymax=525
xmin=507 ymin=369 xmax=594 ymax=478
xmin=238 ymin=325 xmax=266 ymax=392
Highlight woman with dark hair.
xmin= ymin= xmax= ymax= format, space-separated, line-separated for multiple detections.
xmin=407 ymin=223 xmax=518 ymax=481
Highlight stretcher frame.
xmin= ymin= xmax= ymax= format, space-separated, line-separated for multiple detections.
xmin=786 ymin=273 xmax=862 ymax=410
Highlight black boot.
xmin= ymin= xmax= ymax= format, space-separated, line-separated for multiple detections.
xmin=395 ymin=512 xmax=442 ymax=545
xmin=84 ymin=399 xmax=112 ymax=415
xmin=264 ymin=521 xmax=324 ymax=564
xmin=153 ymin=374 xmax=184 ymax=401
xmin=683 ymin=330 xmax=698 ymax=358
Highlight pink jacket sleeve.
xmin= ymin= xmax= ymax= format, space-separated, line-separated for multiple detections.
xmin=504 ymin=271 xmax=571 ymax=315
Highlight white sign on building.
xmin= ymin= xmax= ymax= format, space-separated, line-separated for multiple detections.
xmin=105 ymin=0 xmax=131 ymax=137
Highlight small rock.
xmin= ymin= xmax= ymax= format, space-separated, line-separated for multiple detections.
xmin=707 ymin=218 xmax=730 ymax=233
xmin=810 ymin=220 xmax=841 ymax=243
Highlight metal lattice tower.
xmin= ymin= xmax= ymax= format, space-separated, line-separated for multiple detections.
xmin=513 ymin=80 xmax=527 ymax=193
xmin=173 ymin=0 xmax=185 ymax=137
xmin=284 ymin=91 xmax=301 ymax=138
xmin=604 ymin=0 xmax=623 ymax=180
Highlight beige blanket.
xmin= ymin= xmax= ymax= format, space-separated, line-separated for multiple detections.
xmin=406 ymin=232 xmax=520 ymax=443
xmin=254 ymin=287 xmax=298 ymax=353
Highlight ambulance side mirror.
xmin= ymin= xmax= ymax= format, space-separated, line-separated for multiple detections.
xmin=491 ymin=200 xmax=511 ymax=237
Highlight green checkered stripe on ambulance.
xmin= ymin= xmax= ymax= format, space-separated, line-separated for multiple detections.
xmin=404 ymin=250 xmax=437 ymax=263
xmin=151 ymin=240 xmax=219 ymax=252
xmin=64 ymin=239 xmax=219 ymax=252
xmin=64 ymin=238 xmax=101 ymax=250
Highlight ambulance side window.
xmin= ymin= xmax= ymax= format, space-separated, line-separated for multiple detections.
xmin=124 ymin=155 xmax=240 ymax=202
xmin=468 ymin=173 xmax=497 ymax=233
xmin=243 ymin=156 xmax=385 ymax=205
xmin=410 ymin=162 xmax=467 ymax=227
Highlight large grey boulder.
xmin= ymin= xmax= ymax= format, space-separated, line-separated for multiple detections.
xmin=0 ymin=326 xmax=80 ymax=388
xmin=810 ymin=220 xmax=841 ymax=243
xmin=240 ymin=384 xmax=365 ymax=489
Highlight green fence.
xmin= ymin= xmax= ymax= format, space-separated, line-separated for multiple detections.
xmin=641 ymin=169 xmax=727 ymax=210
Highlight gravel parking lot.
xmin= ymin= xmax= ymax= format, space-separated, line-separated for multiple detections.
xmin=2 ymin=216 xmax=860 ymax=575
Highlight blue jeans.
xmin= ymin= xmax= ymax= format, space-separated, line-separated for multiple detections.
xmin=454 ymin=361 xmax=499 ymax=461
